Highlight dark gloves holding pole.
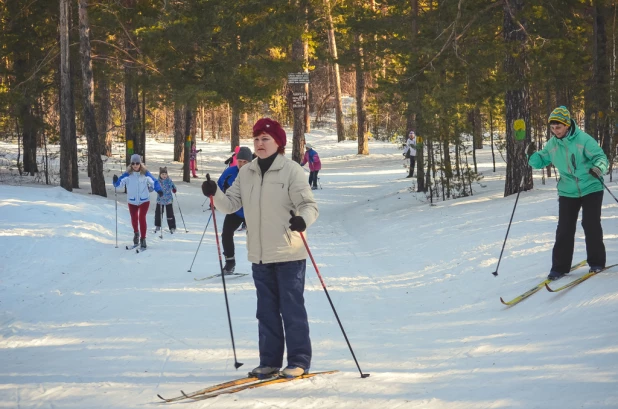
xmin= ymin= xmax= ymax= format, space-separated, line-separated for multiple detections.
xmin=590 ymin=167 xmax=603 ymax=178
xmin=157 ymin=190 xmax=164 ymax=197
xmin=289 ymin=210 xmax=306 ymax=233
xmin=201 ymin=174 xmax=218 ymax=197
xmin=526 ymin=142 xmax=536 ymax=156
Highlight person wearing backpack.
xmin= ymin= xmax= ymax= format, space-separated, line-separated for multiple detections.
xmin=301 ymin=143 xmax=322 ymax=190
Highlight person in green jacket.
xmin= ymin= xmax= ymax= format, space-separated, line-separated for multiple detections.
xmin=527 ymin=106 xmax=609 ymax=280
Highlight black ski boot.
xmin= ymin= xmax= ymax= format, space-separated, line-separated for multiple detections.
xmin=140 ymin=237 xmax=147 ymax=249
xmin=223 ymin=257 xmax=235 ymax=275
xmin=133 ymin=232 xmax=139 ymax=245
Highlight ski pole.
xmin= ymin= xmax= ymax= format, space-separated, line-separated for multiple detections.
xmin=492 ymin=173 xmax=525 ymax=277
xmin=297 ymin=216 xmax=369 ymax=379
xmin=210 ymin=193 xmax=243 ymax=369
xmin=593 ymin=172 xmax=618 ymax=204
xmin=114 ymin=187 xmax=118 ymax=248
xmin=202 ymin=197 xmax=209 ymax=208
xmin=174 ymin=192 xmax=188 ymax=232
xmin=159 ymin=203 xmax=164 ymax=239
xmin=187 ymin=212 xmax=212 ymax=272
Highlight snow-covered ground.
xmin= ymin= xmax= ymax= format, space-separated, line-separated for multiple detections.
xmin=1 ymin=129 xmax=618 ymax=408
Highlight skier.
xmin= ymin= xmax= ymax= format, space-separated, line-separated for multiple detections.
xmin=113 ymin=154 xmax=163 ymax=249
xmin=403 ymin=131 xmax=416 ymax=178
xmin=201 ymin=117 xmax=318 ymax=379
xmin=300 ymin=143 xmax=321 ymax=190
xmin=217 ymin=146 xmax=253 ymax=274
xmin=224 ymin=146 xmax=241 ymax=168
xmin=154 ymin=167 xmax=177 ymax=234
xmin=190 ymin=140 xmax=202 ymax=178
xmin=527 ymin=106 xmax=609 ymax=280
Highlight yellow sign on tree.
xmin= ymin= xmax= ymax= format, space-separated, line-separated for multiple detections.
xmin=514 ymin=119 xmax=526 ymax=141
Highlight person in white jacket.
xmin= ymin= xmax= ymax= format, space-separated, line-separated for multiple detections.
xmin=113 ymin=154 xmax=162 ymax=249
xmin=403 ymin=131 xmax=417 ymax=178
xmin=201 ymin=118 xmax=318 ymax=379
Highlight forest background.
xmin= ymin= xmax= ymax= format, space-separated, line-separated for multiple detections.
xmin=1 ymin=0 xmax=616 ymax=201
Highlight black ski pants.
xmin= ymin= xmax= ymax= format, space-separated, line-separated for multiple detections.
xmin=552 ymin=190 xmax=605 ymax=274
xmin=408 ymin=156 xmax=416 ymax=177
xmin=308 ymin=170 xmax=319 ymax=189
xmin=154 ymin=203 xmax=176 ymax=230
xmin=222 ymin=213 xmax=245 ymax=258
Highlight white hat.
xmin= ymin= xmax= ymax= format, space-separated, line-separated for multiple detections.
xmin=305 ymin=143 xmax=312 ymax=149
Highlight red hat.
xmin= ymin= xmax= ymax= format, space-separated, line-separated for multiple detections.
xmin=253 ymin=118 xmax=286 ymax=148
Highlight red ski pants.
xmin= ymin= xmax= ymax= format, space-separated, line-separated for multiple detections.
xmin=128 ymin=201 xmax=150 ymax=239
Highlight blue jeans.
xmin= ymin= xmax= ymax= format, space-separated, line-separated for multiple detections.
xmin=252 ymin=260 xmax=311 ymax=369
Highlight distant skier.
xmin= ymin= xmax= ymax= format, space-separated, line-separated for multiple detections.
xmin=300 ymin=143 xmax=321 ymax=190
xmin=527 ymin=106 xmax=609 ymax=280
xmin=113 ymin=154 xmax=162 ymax=249
xmin=190 ymin=140 xmax=202 ymax=178
xmin=403 ymin=131 xmax=416 ymax=178
xmin=216 ymin=147 xmax=253 ymax=274
xmin=201 ymin=118 xmax=318 ymax=379
xmin=154 ymin=167 xmax=177 ymax=234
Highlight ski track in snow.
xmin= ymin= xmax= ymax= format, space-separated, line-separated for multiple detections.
xmin=1 ymin=131 xmax=618 ymax=408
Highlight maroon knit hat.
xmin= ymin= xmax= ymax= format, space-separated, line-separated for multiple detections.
xmin=253 ymin=118 xmax=286 ymax=148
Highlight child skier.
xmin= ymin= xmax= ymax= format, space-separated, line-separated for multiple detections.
xmin=301 ymin=143 xmax=322 ymax=190
xmin=155 ymin=167 xmax=177 ymax=234
xmin=217 ymin=147 xmax=253 ymax=274
xmin=113 ymin=154 xmax=163 ymax=249
xmin=527 ymin=106 xmax=609 ymax=280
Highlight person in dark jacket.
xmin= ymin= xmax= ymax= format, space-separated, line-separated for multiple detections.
xmin=217 ymin=147 xmax=253 ymax=274
xmin=154 ymin=167 xmax=177 ymax=234
xmin=528 ymin=106 xmax=609 ymax=280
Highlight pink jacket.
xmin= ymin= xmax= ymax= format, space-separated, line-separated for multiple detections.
xmin=230 ymin=146 xmax=240 ymax=168
xmin=301 ymin=149 xmax=321 ymax=171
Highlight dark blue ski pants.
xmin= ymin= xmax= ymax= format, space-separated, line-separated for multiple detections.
xmin=252 ymin=260 xmax=311 ymax=370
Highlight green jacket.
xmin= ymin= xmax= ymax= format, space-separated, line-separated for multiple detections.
xmin=528 ymin=120 xmax=608 ymax=198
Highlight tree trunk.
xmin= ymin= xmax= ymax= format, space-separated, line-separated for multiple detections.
xmin=355 ymin=33 xmax=369 ymax=155
xmin=141 ymin=81 xmax=146 ymax=162
xmin=200 ymin=105 xmax=205 ymax=140
xmin=59 ymin=0 xmax=72 ymax=190
xmin=183 ymin=108 xmax=192 ymax=183
xmin=78 ymin=0 xmax=106 ymax=197
xmin=231 ymin=102 xmax=241 ymax=151
xmin=503 ymin=0 xmax=532 ymax=196
xmin=124 ymin=65 xmax=140 ymax=165
xmin=593 ymin=1 xmax=611 ymax=155
xmin=291 ymin=5 xmax=307 ymax=164
xmin=325 ymin=0 xmax=345 ymax=142
xmin=174 ymin=107 xmax=186 ymax=162
xmin=96 ymin=74 xmax=112 ymax=156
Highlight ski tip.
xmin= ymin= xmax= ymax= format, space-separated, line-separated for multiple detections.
xmin=545 ymin=283 xmax=555 ymax=292
xmin=181 ymin=390 xmax=189 ymax=398
xmin=157 ymin=394 xmax=166 ymax=401
xmin=499 ymin=297 xmax=508 ymax=305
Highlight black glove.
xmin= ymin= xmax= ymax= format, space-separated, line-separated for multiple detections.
xmin=157 ymin=190 xmax=164 ymax=197
xmin=113 ymin=174 xmax=118 ymax=184
xmin=590 ymin=167 xmax=603 ymax=178
xmin=526 ymin=142 xmax=536 ymax=156
xmin=202 ymin=174 xmax=218 ymax=197
xmin=289 ymin=210 xmax=306 ymax=233
xmin=198 ymin=149 xmax=202 ymax=153
xmin=403 ymin=152 xmax=406 ymax=157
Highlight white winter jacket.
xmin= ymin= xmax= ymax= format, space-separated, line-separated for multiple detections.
xmin=213 ymin=154 xmax=319 ymax=264
xmin=404 ymin=136 xmax=417 ymax=157
xmin=114 ymin=169 xmax=160 ymax=206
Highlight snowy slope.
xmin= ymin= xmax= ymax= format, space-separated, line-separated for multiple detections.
xmin=1 ymin=131 xmax=618 ymax=409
